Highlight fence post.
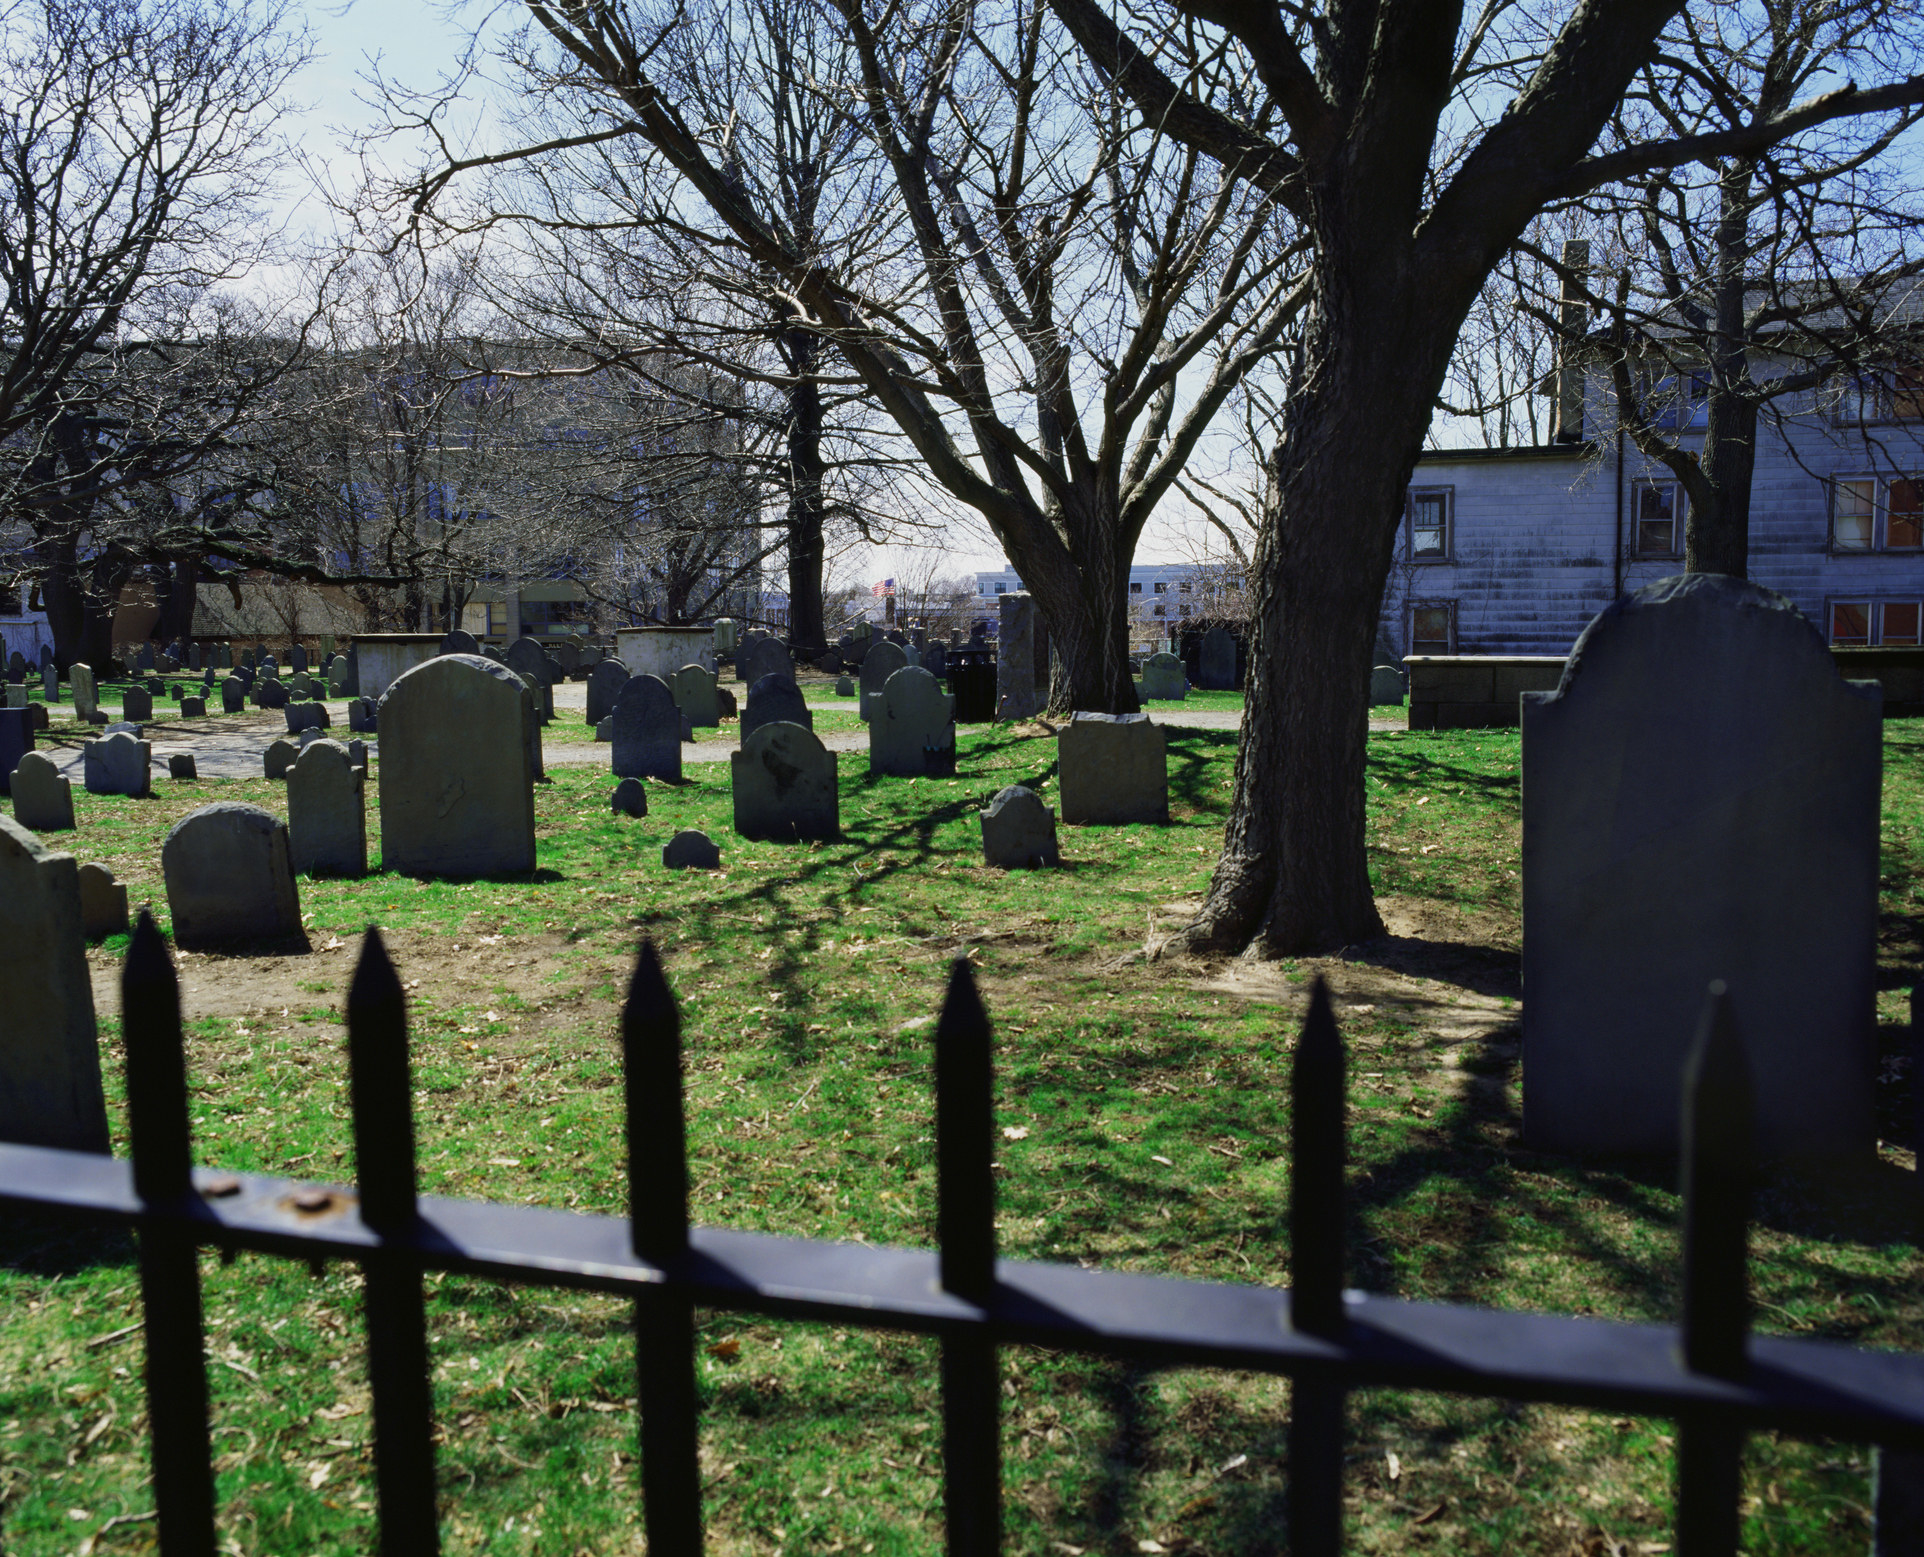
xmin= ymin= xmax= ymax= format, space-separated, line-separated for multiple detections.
xmin=624 ymin=939 xmax=703 ymax=1554
xmin=122 ymin=911 xmax=218 ymax=1557
xmin=935 ymin=956 xmax=1000 ymax=1555
xmin=1289 ymin=978 xmax=1347 ymax=1557
xmin=348 ymin=928 xmax=441 ymax=1555
xmin=1676 ymin=982 xmax=1753 ymax=1557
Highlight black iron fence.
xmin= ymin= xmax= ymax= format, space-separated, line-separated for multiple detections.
xmin=3 ymin=915 xmax=1923 ymax=1556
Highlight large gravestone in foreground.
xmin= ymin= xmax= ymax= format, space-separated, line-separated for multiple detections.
xmin=0 ymin=815 xmax=105 ymax=1152
xmin=163 ymin=803 xmax=304 ymax=948
xmin=378 ymin=654 xmax=536 ymax=875
xmin=610 ymin=673 xmax=682 ymax=782
xmin=1522 ymin=574 xmax=1880 ymax=1160
xmin=996 ymin=592 xmax=1041 ymax=720
xmin=732 ymin=721 xmax=838 ymax=841
xmin=1058 ymin=712 xmax=1168 ymax=824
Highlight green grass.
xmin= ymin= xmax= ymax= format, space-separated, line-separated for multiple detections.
xmin=1 ymin=719 xmax=1918 ymax=1554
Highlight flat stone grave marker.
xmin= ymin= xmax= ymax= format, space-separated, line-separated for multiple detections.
xmin=77 ymin=863 xmax=127 ymax=939
xmin=996 ymin=593 xmax=1041 ymax=720
xmin=163 ymin=802 xmax=303 ymax=949
xmin=737 ymin=635 xmax=791 ymax=688
xmin=669 ymin=664 xmax=721 ymax=729
xmin=83 ymin=730 xmax=150 ymax=797
xmin=1198 ymin=628 xmax=1237 ymax=690
xmin=980 ymin=785 xmax=1059 ymax=867
xmin=741 ymin=674 xmax=812 ymax=745
xmin=733 ymin=722 xmax=837 ymax=840
xmin=858 ymin=641 xmax=908 ymax=722
xmin=663 ymin=829 xmax=721 ymax=870
xmin=0 ymin=815 xmax=105 ymax=1152
xmin=611 ymin=777 xmax=648 ymax=817
xmin=1521 ymin=574 xmax=1881 ymax=1160
xmin=586 ymin=658 xmax=630 ymax=725
xmin=289 ymin=739 xmax=365 ymax=877
xmin=1058 ymin=713 xmax=1167 ymax=824
xmin=1140 ymin=651 xmax=1189 ymax=701
xmin=11 ymin=751 xmax=73 ymax=830
xmin=378 ymin=654 xmax=536 ymax=875
xmin=611 ymin=674 xmax=681 ymax=782
xmin=871 ymin=667 xmax=956 ymax=777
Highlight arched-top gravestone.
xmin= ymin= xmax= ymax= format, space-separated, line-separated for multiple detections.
xmin=441 ymin=628 xmax=479 ymax=656
xmin=12 ymin=750 xmax=74 ymax=831
xmin=922 ymin=641 xmax=948 ymax=681
xmin=1197 ymin=627 xmax=1237 ymax=690
xmin=1140 ymin=651 xmax=1189 ymax=701
xmin=83 ymin=730 xmax=149 ymax=797
xmin=669 ymin=664 xmax=721 ymax=729
xmin=980 ymin=784 xmax=1058 ymax=868
xmin=162 ymin=802 xmax=303 ymax=949
xmin=377 ymin=654 xmax=536 ymax=875
xmin=741 ymin=674 xmax=812 ymax=745
xmin=0 ymin=815 xmax=104 ymax=1152
xmin=732 ymin=721 xmax=838 ymax=841
xmin=858 ymin=640 xmax=908 ymax=722
xmin=586 ymin=658 xmax=631 ymax=725
xmin=736 ymin=635 xmax=792 ymax=688
xmin=288 ymin=739 xmax=366 ymax=878
xmin=610 ymin=674 xmax=681 ymax=782
xmin=505 ymin=637 xmax=556 ymax=723
xmin=1521 ymin=574 xmax=1881 ymax=1161
xmin=871 ymin=666 xmax=956 ymax=777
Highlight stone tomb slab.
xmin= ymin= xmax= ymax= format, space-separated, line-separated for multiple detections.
xmin=162 ymin=802 xmax=304 ymax=949
xmin=1058 ymin=713 xmax=1167 ymax=824
xmin=610 ymin=674 xmax=682 ymax=782
xmin=732 ymin=721 xmax=838 ymax=840
xmin=870 ymin=667 xmax=956 ymax=777
xmin=1521 ymin=574 xmax=1881 ymax=1161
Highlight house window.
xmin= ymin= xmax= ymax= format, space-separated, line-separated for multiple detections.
xmin=1153 ymin=581 xmax=1168 ymax=594
xmin=1409 ymin=602 xmax=1454 ymax=656
xmin=1129 ymin=582 xmax=1143 ymax=594
xmin=1834 ymin=366 xmax=1924 ymax=425
xmin=1406 ymin=487 xmax=1452 ymax=561
xmin=1830 ymin=599 xmax=1923 ymax=645
xmin=1178 ymin=603 xmax=1191 ymax=616
xmin=1631 ymin=479 xmax=1684 ymax=557
xmin=1178 ymin=580 xmax=1191 ymax=594
xmin=1152 ymin=603 xmax=1166 ymax=617
xmin=1831 ymin=475 xmax=1924 ymax=552
xmin=995 ymin=582 xmax=1006 ymax=594
xmin=1639 ymin=369 xmax=1709 ymax=429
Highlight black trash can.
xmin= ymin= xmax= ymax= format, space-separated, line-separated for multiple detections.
xmin=948 ymin=647 xmax=996 ymax=723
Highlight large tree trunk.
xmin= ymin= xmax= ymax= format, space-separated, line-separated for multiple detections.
xmin=153 ymin=557 xmax=201 ymax=646
xmin=782 ymin=344 xmax=829 ymax=657
xmin=1685 ymin=389 xmax=1757 ymax=577
xmin=1012 ymin=498 xmax=1142 ymax=715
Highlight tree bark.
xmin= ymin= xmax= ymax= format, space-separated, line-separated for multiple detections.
xmin=153 ymin=557 xmax=202 ymax=646
xmin=782 ymin=333 xmax=829 ymax=657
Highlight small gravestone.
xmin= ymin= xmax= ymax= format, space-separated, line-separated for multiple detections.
xmin=741 ymin=674 xmax=812 ymax=745
xmin=167 ymin=754 xmax=197 ymax=780
xmin=12 ymin=751 xmax=73 ymax=830
xmin=1198 ymin=628 xmax=1237 ymax=690
xmin=264 ymin=738 xmax=297 ymax=779
xmin=586 ymin=658 xmax=630 ymax=724
xmin=348 ymin=697 xmax=378 ymax=733
xmin=1369 ymin=665 xmax=1405 ymax=705
xmin=189 ymin=644 xmax=203 ymax=672
xmin=737 ymin=635 xmax=791 ymax=688
xmin=1140 ymin=651 xmax=1189 ymax=701
xmin=69 ymin=664 xmax=99 ymax=723
xmin=77 ymin=863 xmax=127 ymax=939
xmin=41 ymin=662 xmax=57 ymax=702
xmin=202 ymin=665 xmax=216 ymax=687
xmin=1059 ymin=713 xmax=1167 ymax=824
xmin=996 ymin=593 xmax=1041 ymax=719
xmin=981 ymin=785 xmax=1059 ymax=867
xmin=259 ymin=652 xmax=277 ymax=675
xmin=506 ymin=637 xmax=556 ymax=723
xmin=256 ymin=678 xmax=288 ymax=710
xmin=611 ymin=777 xmax=648 ymax=818
xmin=871 ymin=667 xmax=956 ymax=777
xmin=289 ymin=644 xmax=309 ymax=674
xmin=819 ymin=650 xmax=843 ymax=675
xmin=221 ymin=678 xmax=246 ymax=714
xmin=289 ymin=740 xmax=365 ymax=877
xmin=669 ymin=664 xmax=721 ymax=728
xmin=122 ymin=687 xmax=154 ymax=722
xmin=663 ymin=829 xmax=721 ymax=870
xmin=378 ymin=655 xmax=536 ymax=875
xmin=923 ymin=642 xmax=948 ymax=681
xmin=732 ymin=722 xmax=838 ymax=841
xmin=0 ymin=708 xmax=30 ymax=791
xmin=551 ymin=639 xmax=581 ymax=675
xmin=328 ymin=657 xmax=353 ymax=695
xmin=859 ymin=641 xmax=908 ymax=723
xmin=717 ymin=687 xmax=738 ymax=721
xmin=611 ymin=674 xmax=682 ymax=782
xmin=83 ymin=731 xmax=150 ymax=797
xmin=285 ymin=702 xmax=330 ymax=734
xmin=162 ymin=803 xmax=303 ymax=949
xmin=180 ymin=695 xmax=206 ymax=717
xmin=135 ymin=643 xmax=155 ymax=672
xmin=835 ymin=674 xmax=855 ymax=698
xmin=167 ymin=683 xmax=181 ymax=702
xmin=27 ymin=702 xmax=45 ymax=731
xmin=5 ymin=685 xmax=25 ymax=710
xmin=144 ymin=675 xmax=163 ymax=695
xmin=595 ymin=715 xmax=614 ymax=742
xmin=1522 ymin=574 xmax=1880 ymax=1160
xmin=0 ymin=816 xmax=105 ymax=1152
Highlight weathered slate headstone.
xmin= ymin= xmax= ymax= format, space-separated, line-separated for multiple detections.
xmin=610 ymin=674 xmax=681 ymax=782
xmin=289 ymin=740 xmax=365 ymax=877
xmin=221 ymin=677 xmax=247 ymax=714
xmin=1369 ymin=665 xmax=1405 ymax=705
xmin=83 ymin=731 xmax=150 ymax=797
xmin=189 ymin=644 xmax=203 ymax=672
xmin=732 ymin=722 xmax=838 ymax=840
xmin=506 ymin=636 xmax=556 ymax=723
xmin=256 ymin=678 xmax=288 ymax=710
xmin=135 ymin=643 xmax=155 ymax=672
xmin=741 ymin=674 xmax=812 ymax=745
xmin=346 ymin=738 xmax=368 ymax=772
xmin=736 ymin=635 xmax=791 ymax=688
xmin=11 ymin=751 xmax=73 ymax=830
xmin=611 ymin=777 xmax=648 ymax=817
xmin=77 ymin=863 xmax=127 ymax=939
xmin=0 ymin=708 xmax=30 ymax=792
xmin=1058 ymin=713 xmax=1167 ymax=824
xmin=69 ymin=663 xmax=99 ymax=723
xmin=996 ymin=593 xmax=1041 ymax=720
xmin=858 ymin=640 xmax=908 ymax=722
xmin=180 ymin=695 xmax=206 ymax=717
xmin=587 ymin=658 xmax=630 ymax=724
xmin=264 ymin=738 xmax=298 ymax=779
xmin=42 ymin=662 xmax=57 ymax=702
xmin=162 ymin=803 xmax=303 ymax=949
xmin=285 ymin=702 xmax=330 ymax=734
xmin=870 ymin=667 xmax=956 ymax=777
xmin=669 ymin=664 xmax=721 ymax=729
xmin=835 ymin=674 xmax=855 ymax=697
xmin=289 ymin=644 xmax=309 ymax=674
xmin=595 ymin=716 xmax=614 ymax=742
xmin=167 ymin=755 xmax=197 ymax=780
xmin=1521 ymin=574 xmax=1880 ymax=1160
xmin=662 ymin=829 xmax=721 ymax=870
xmin=1198 ymin=628 xmax=1237 ymax=690
xmin=348 ymin=697 xmax=378 ymax=733
xmin=122 ymin=687 xmax=154 ymax=722
xmin=1140 ymin=651 xmax=1189 ymax=701
xmin=980 ymin=785 xmax=1059 ymax=867
xmin=923 ymin=641 xmax=948 ymax=680
xmin=378 ymin=654 xmax=537 ymax=875
xmin=0 ymin=815 xmax=105 ymax=1152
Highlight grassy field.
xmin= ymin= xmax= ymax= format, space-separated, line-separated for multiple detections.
xmin=0 ymin=710 xmax=1919 ymax=1555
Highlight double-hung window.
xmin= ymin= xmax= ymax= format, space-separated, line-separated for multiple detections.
xmin=1631 ymin=479 xmax=1684 ymax=557
xmin=1409 ymin=602 xmax=1454 ymax=655
xmin=1829 ymin=599 xmax=1923 ymax=645
xmin=1831 ymin=476 xmax=1923 ymax=552
xmin=1406 ymin=487 xmax=1452 ymax=561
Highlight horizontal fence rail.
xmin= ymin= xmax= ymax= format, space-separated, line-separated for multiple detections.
xmin=1 ymin=915 xmax=1921 ymax=1557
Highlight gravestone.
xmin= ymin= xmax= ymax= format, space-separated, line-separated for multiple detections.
xmin=167 ymin=683 xmax=181 ymax=702
xmin=264 ymin=738 xmax=298 ymax=779
xmin=441 ymin=628 xmax=479 ymax=656
xmin=189 ymin=644 xmax=203 ymax=672
xmin=162 ymin=803 xmax=303 ymax=949
xmin=348 ymin=698 xmax=378 ymax=733
xmin=610 ymin=674 xmax=681 ymax=782
xmin=996 ymin=593 xmax=1041 ymax=720
xmin=289 ymin=740 xmax=365 ymax=877
xmin=0 ymin=708 xmax=28 ymax=795
xmin=285 ymin=702 xmax=330 ymax=734
xmin=669 ymin=664 xmax=721 ymax=729
xmin=717 ymin=687 xmax=738 ymax=721
xmin=506 ymin=637 xmax=556 ymax=723
xmin=732 ymin=722 xmax=838 ymax=841
xmin=0 ymin=816 xmax=105 ymax=1152
xmin=27 ymin=702 xmax=46 ymax=732
xmin=737 ymin=635 xmax=791 ymax=688
xmin=289 ymin=645 xmax=309 ymax=675
xmin=135 ymin=643 xmax=155 ymax=672
xmin=77 ymin=863 xmax=127 ymax=939
xmin=256 ymin=678 xmax=288 ymax=710
xmin=923 ymin=642 xmax=948 ymax=681
xmin=167 ymin=755 xmax=197 ymax=780
xmin=741 ymin=674 xmax=812 ymax=745
xmin=377 ymin=654 xmax=537 ymax=875
xmin=328 ymin=656 xmax=353 ymax=696
xmin=611 ymin=777 xmax=648 ymax=818
xmin=259 ymin=652 xmax=277 ymax=675
xmin=12 ymin=751 xmax=72 ymax=830
xmin=586 ymin=658 xmax=630 ymax=725
xmin=1140 ymin=651 xmax=1189 ymax=701
xmin=83 ymin=731 xmax=150 ymax=797
xmin=345 ymin=738 xmax=368 ymax=774
xmin=858 ymin=640 xmax=908 ymax=723
xmin=4 ymin=686 xmax=23 ymax=710
xmin=662 ymin=830 xmax=721 ymax=870
xmin=1198 ymin=628 xmax=1237 ymax=690
xmin=1521 ymin=574 xmax=1881 ymax=1160
xmin=221 ymin=677 xmax=247 ymax=714
xmin=551 ymin=639 xmax=581 ymax=676
xmin=41 ymin=662 xmax=57 ymax=702
xmin=819 ymin=650 xmax=843 ymax=675
xmin=1369 ymin=665 xmax=1405 ymax=705
xmin=180 ymin=696 xmax=206 ymax=717
xmin=1058 ymin=713 xmax=1168 ymax=824
xmin=145 ymin=675 xmax=163 ymax=695
xmin=595 ymin=716 xmax=613 ymax=742
xmin=835 ymin=675 xmax=855 ymax=698
xmin=239 ymin=650 xmax=255 ymax=671
xmin=69 ymin=664 xmax=99 ymax=724
xmin=980 ymin=785 xmax=1059 ymax=868
xmin=870 ymin=667 xmax=956 ymax=778
xmin=122 ymin=687 xmax=154 ymax=722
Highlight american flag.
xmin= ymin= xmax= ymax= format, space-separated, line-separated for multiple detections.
xmin=871 ymin=578 xmax=895 ymax=596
